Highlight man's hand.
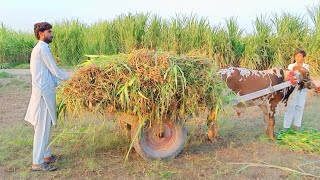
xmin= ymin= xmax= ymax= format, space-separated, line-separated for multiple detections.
xmin=315 ymin=86 xmax=320 ymax=93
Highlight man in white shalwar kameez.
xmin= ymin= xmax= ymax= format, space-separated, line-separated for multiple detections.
xmin=283 ymin=49 xmax=309 ymax=131
xmin=25 ymin=22 xmax=69 ymax=171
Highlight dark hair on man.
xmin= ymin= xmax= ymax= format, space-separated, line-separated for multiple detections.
xmin=34 ymin=22 xmax=52 ymax=40
xmin=294 ymin=49 xmax=306 ymax=57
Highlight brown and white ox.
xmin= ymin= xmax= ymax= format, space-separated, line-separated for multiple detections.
xmin=207 ymin=66 xmax=315 ymax=141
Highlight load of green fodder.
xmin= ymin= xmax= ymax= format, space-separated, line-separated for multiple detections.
xmin=276 ymin=128 xmax=320 ymax=154
xmin=59 ymin=50 xmax=229 ymax=123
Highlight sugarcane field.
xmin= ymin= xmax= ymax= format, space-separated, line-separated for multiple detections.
xmin=2 ymin=1 xmax=320 ymax=179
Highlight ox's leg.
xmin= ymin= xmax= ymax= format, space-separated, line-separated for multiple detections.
xmin=258 ymin=103 xmax=269 ymax=136
xmin=268 ymin=114 xmax=276 ymax=140
xmin=268 ymin=100 xmax=278 ymax=141
xmin=269 ymin=102 xmax=277 ymax=141
xmin=259 ymin=101 xmax=276 ymax=140
xmin=207 ymin=107 xmax=218 ymax=142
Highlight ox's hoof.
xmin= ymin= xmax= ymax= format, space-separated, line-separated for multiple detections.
xmin=207 ymin=130 xmax=218 ymax=142
xmin=269 ymin=135 xmax=276 ymax=141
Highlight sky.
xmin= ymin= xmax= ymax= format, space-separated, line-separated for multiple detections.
xmin=0 ymin=0 xmax=320 ymax=33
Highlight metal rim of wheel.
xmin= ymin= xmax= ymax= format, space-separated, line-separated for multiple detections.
xmin=132 ymin=120 xmax=187 ymax=160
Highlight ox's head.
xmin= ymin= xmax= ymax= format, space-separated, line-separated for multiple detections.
xmin=291 ymin=66 xmax=315 ymax=90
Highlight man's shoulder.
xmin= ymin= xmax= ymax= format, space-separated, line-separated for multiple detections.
xmin=288 ymin=63 xmax=295 ymax=68
xmin=34 ymin=42 xmax=49 ymax=51
xmin=31 ymin=43 xmax=41 ymax=53
xmin=31 ymin=42 xmax=50 ymax=57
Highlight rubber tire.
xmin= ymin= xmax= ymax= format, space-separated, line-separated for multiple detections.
xmin=131 ymin=120 xmax=187 ymax=160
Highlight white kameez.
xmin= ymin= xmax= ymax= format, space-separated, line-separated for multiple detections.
xmin=25 ymin=40 xmax=69 ymax=126
xmin=283 ymin=63 xmax=309 ymax=128
xmin=25 ymin=40 xmax=69 ymax=164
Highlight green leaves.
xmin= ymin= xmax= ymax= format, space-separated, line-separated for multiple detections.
xmin=3 ymin=8 xmax=320 ymax=74
xmin=56 ymin=99 xmax=66 ymax=121
xmin=276 ymin=128 xmax=320 ymax=154
xmin=0 ymin=24 xmax=34 ymax=64
xmin=117 ymin=77 xmax=136 ymax=107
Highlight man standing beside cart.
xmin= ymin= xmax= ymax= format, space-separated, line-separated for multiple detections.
xmin=25 ymin=22 xmax=69 ymax=171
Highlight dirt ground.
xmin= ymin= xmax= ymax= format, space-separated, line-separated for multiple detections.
xmin=1 ymin=69 xmax=320 ymax=180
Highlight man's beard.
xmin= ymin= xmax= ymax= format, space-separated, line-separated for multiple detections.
xmin=44 ymin=36 xmax=53 ymax=44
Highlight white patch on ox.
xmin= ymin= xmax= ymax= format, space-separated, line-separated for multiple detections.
xmin=273 ymin=69 xmax=283 ymax=78
xmin=219 ymin=68 xmax=235 ymax=78
xmin=236 ymin=67 xmax=263 ymax=77
xmin=237 ymin=67 xmax=281 ymax=79
xmin=238 ymin=68 xmax=253 ymax=77
xmin=262 ymin=69 xmax=274 ymax=75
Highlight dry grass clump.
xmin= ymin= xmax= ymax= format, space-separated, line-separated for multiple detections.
xmin=59 ymin=49 xmax=228 ymax=122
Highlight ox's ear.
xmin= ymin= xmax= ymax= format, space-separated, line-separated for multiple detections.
xmin=292 ymin=66 xmax=309 ymax=74
xmin=293 ymin=66 xmax=310 ymax=80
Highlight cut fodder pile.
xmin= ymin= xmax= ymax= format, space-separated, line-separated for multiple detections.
xmin=59 ymin=49 xmax=229 ymax=122
xmin=276 ymin=128 xmax=320 ymax=154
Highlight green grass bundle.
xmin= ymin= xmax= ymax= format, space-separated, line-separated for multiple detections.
xmin=276 ymin=128 xmax=320 ymax=154
xmin=59 ymin=49 xmax=228 ymax=123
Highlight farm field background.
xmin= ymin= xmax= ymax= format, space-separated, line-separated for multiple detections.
xmin=1 ymin=7 xmax=320 ymax=74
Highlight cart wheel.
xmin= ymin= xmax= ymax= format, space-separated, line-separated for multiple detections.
xmin=131 ymin=120 xmax=187 ymax=160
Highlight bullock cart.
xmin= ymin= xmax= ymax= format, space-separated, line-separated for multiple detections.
xmin=59 ymin=50 xmax=304 ymax=160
